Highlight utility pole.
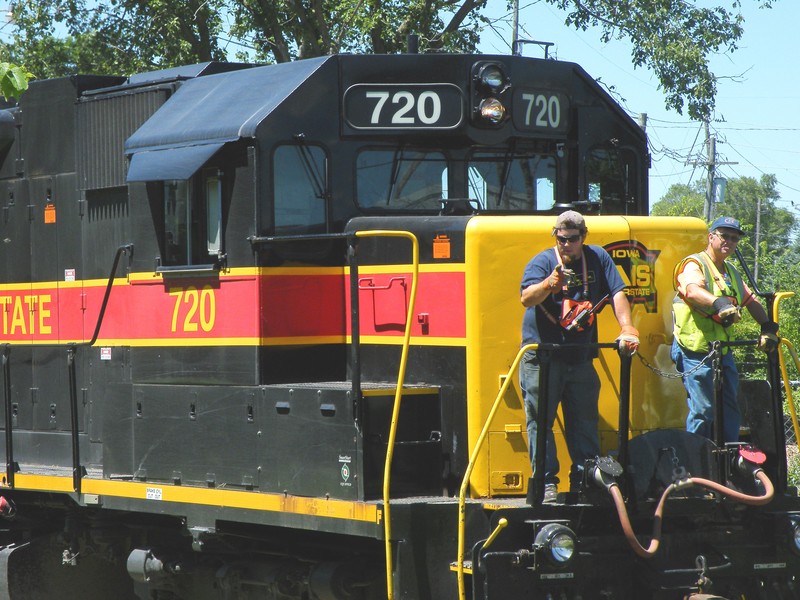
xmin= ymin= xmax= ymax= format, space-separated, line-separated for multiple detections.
xmin=704 ymin=121 xmax=714 ymax=222
xmin=754 ymin=195 xmax=762 ymax=280
xmin=694 ymin=120 xmax=735 ymax=223
xmin=512 ymin=0 xmax=520 ymax=55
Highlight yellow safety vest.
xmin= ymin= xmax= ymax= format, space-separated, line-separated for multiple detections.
xmin=672 ymin=252 xmax=746 ymax=353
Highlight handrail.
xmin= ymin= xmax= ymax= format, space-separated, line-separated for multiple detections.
xmin=772 ymin=291 xmax=795 ymax=324
xmin=778 ymin=338 xmax=800 ymax=451
xmin=353 ymin=230 xmax=419 ymax=600
xmin=1 ymin=243 xmax=133 ymax=493
xmin=455 ymin=340 xmax=620 ymax=600
xmin=2 ymin=344 xmax=13 ymax=487
xmin=454 ymin=333 xmax=791 ymax=596
xmin=772 ymin=292 xmax=800 ymax=450
xmin=456 ymin=342 xmax=534 ymax=600
xmin=84 ymin=244 xmax=134 ymax=348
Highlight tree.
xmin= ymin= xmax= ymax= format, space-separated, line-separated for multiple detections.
xmin=5 ymin=0 xmax=228 ymax=79
xmin=650 ymin=183 xmax=704 ymax=218
xmin=0 ymin=22 xmax=34 ymax=99
xmin=712 ymin=175 xmax=795 ymax=270
xmin=652 ymin=175 xmax=796 ymax=264
xmin=4 ymin=0 xmax=773 ymax=121
xmin=0 ymin=62 xmax=32 ymax=100
xmin=549 ymin=0 xmax=777 ymax=121
xmin=4 ymin=0 xmax=488 ymax=76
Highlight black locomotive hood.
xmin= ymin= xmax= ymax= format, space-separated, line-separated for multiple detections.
xmin=124 ymin=56 xmax=331 ymax=181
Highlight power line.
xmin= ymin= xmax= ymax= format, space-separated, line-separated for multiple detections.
xmin=717 ymin=126 xmax=800 ymax=131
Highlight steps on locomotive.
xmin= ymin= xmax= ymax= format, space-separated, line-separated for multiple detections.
xmin=263 ymin=381 xmax=444 ymax=501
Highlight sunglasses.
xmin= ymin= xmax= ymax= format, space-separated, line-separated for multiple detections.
xmin=556 ymin=234 xmax=582 ymax=244
xmin=713 ymin=231 xmax=741 ymax=243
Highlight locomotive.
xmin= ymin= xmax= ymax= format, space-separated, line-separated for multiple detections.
xmin=0 ymin=48 xmax=798 ymax=599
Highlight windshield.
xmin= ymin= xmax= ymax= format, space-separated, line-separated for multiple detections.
xmin=356 ymin=149 xmax=447 ymax=211
xmin=468 ymin=151 xmax=556 ymax=211
xmin=355 ymin=148 xmax=556 ymax=213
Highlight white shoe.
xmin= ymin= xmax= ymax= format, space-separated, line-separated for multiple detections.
xmin=543 ymin=483 xmax=558 ymax=503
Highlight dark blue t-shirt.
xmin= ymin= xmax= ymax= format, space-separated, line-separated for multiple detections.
xmin=520 ymin=244 xmax=625 ymax=363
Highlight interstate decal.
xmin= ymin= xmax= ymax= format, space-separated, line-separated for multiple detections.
xmin=604 ymin=240 xmax=661 ymax=313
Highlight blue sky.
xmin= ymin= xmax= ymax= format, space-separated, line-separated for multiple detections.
xmin=478 ymin=1 xmax=800 ymax=216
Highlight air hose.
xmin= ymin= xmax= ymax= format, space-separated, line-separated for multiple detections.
xmin=606 ymin=470 xmax=774 ymax=559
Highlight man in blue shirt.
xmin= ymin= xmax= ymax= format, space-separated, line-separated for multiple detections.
xmin=519 ymin=211 xmax=638 ymax=501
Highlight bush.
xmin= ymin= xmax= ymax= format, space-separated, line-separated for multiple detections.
xmin=789 ymin=445 xmax=800 ymax=488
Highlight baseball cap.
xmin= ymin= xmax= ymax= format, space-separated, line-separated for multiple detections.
xmin=553 ymin=210 xmax=586 ymax=233
xmin=709 ymin=216 xmax=745 ymax=235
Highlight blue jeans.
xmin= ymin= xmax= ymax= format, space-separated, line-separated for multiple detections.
xmin=519 ymin=351 xmax=601 ymax=489
xmin=671 ymin=339 xmax=740 ymax=443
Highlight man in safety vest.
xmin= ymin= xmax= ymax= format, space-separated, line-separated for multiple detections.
xmin=671 ymin=216 xmax=779 ymax=443
xmin=519 ymin=210 xmax=639 ymax=502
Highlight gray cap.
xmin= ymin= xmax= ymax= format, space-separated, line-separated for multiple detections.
xmin=553 ymin=210 xmax=586 ymax=233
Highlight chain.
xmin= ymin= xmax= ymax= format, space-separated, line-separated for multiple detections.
xmin=634 ymin=347 xmax=716 ymax=380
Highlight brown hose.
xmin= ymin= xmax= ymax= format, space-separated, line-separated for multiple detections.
xmin=610 ymin=483 xmax=673 ymax=558
xmin=609 ymin=469 xmax=774 ymax=559
xmin=688 ymin=470 xmax=774 ymax=506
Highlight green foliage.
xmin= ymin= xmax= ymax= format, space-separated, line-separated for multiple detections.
xmin=650 ymin=183 xmax=704 ymax=217
xmin=545 ymin=0 xmax=768 ymax=121
xmin=7 ymin=0 xmax=488 ymax=73
xmin=789 ymin=445 xmax=800 ymax=488
xmin=7 ymin=0 xmax=228 ymax=76
xmin=4 ymin=0 xmax=774 ymax=122
xmin=0 ymin=62 xmax=33 ymax=100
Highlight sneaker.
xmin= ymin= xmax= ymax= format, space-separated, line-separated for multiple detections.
xmin=543 ymin=483 xmax=558 ymax=503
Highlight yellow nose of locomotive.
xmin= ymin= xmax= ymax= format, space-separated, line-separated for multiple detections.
xmin=462 ymin=215 xmax=707 ymax=497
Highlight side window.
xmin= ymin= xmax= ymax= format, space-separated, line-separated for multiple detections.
xmin=586 ymin=148 xmax=637 ymax=214
xmin=274 ymin=144 xmax=327 ymax=233
xmin=162 ymin=169 xmax=224 ymax=267
xmin=206 ymin=173 xmax=222 ymax=255
xmin=164 ymin=180 xmax=191 ymax=265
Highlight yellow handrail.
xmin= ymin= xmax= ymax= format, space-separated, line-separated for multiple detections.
xmin=354 ymin=230 xmax=419 ymax=600
xmin=483 ymin=518 xmax=508 ymax=550
xmin=772 ymin=291 xmax=795 ymax=324
xmin=456 ymin=343 xmax=536 ymax=600
xmin=778 ymin=338 xmax=800 ymax=451
xmin=773 ymin=292 xmax=800 ymax=450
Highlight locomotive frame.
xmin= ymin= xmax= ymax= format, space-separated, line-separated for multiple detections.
xmin=0 ymin=50 xmax=798 ymax=599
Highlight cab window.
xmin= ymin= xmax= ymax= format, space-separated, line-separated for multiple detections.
xmin=586 ymin=147 xmax=637 ymax=214
xmin=274 ymin=144 xmax=327 ymax=233
xmin=162 ymin=169 xmax=224 ymax=267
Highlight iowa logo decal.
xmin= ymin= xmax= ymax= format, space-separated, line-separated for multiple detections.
xmin=603 ymin=240 xmax=660 ymax=313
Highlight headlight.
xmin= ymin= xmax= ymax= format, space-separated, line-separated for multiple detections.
xmin=535 ymin=523 xmax=577 ymax=567
xmin=477 ymin=63 xmax=506 ymax=92
xmin=790 ymin=517 xmax=800 ymax=555
xmin=477 ymin=98 xmax=506 ymax=124
xmin=470 ymin=61 xmax=510 ymax=127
